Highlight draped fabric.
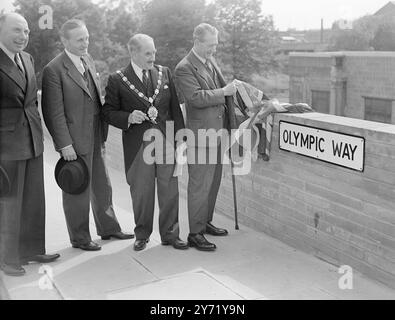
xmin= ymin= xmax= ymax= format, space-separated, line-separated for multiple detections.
xmin=232 ymin=80 xmax=314 ymax=161
xmin=173 ymin=79 xmax=314 ymax=177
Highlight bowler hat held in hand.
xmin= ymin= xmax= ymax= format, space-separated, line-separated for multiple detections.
xmin=55 ymin=156 xmax=89 ymax=195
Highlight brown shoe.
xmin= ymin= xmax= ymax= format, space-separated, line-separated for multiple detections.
xmin=72 ymin=241 xmax=101 ymax=251
xmin=162 ymin=237 xmax=189 ymax=250
xmin=21 ymin=254 xmax=60 ymax=265
xmin=205 ymin=222 xmax=228 ymax=236
xmin=0 ymin=263 xmax=26 ymax=276
xmin=101 ymin=231 xmax=134 ymax=240
xmin=187 ymin=234 xmax=216 ymax=251
xmin=134 ymin=239 xmax=149 ymax=251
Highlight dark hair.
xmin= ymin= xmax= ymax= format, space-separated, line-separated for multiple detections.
xmin=193 ymin=23 xmax=218 ymax=42
xmin=59 ymin=19 xmax=86 ymax=39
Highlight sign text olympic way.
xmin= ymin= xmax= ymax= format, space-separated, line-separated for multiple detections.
xmin=279 ymin=121 xmax=365 ymax=172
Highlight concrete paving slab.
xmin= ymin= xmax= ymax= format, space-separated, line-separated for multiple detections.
xmin=269 ymin=286 xmax=339 ymax=300
xmin=312 ymin=272 xmax=395 ymax=300
xmin=53 ymin=248 xmax=158 ymax=299
xmin=2 ymin=263 xmax=62 ymax=300
xmin=107 ymin=270 xmax=244 ymax=300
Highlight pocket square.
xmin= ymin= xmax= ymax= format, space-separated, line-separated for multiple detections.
xmin=164 ymin=84 xmax=169 ymax=89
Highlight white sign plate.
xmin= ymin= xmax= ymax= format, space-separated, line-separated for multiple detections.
xmin=279 ymin=121 xmax=365 ymax=172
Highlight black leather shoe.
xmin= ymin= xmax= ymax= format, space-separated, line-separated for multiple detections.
xmin=0 ymin=263 xmax=26 ymax=277
xmin=101 ymin=231 xmax=135 ymax=240
xmin=205 ymin=222 xmax=228 ymax=236
xmin=134 ymin=239 xmax=149 ymax=251
xmin=72 ymin=241 xmax=101 ymax=251
xmin=21 ymin=254 xmax=60 ymax=265
xmin=162 ymin=237 xmax=189 ymax=250
xmin=187 ymin=234 xmax=216 ymax=251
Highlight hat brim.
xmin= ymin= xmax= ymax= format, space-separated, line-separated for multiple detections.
xmin=55 ymin=156 xmax=90 ymax=195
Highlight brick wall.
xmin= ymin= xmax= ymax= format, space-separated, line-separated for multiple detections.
xmin=289 ymin=52 xmax=395 ymax=123
xmin=215 ymin=113 xmax=395 ymax=289
xmin=344 ymin=53 xmax=395 ymax=121
xmin=289 ymin=53 xmax=332 ymax=108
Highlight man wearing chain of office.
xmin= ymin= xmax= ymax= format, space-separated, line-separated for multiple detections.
xmin=102 ymin=34 xmax=188 ymax=252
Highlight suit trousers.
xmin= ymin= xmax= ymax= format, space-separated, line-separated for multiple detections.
xmin=187 ymin=145 xmax=223 ymax=234
xmin=63 ymin=115 xmax=121 ymax=245
xmin=126 ymin=138 xmax=180 ymax=242
xmin=0 ymin=154 xmax=45 ymax=265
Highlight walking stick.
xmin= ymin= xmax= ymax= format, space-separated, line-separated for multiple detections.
xmin=228 ymin=144 xmax=239 ymax=230
xmin=228 ymin=103 xmax=271 ymax=230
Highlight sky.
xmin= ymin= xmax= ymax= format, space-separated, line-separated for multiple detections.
xmin=0 ymin=0 xmax=391 ymax=30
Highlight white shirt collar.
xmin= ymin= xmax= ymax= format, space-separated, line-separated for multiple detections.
xmin=65 ymin=49 xmax=85 ymax=74
xmin=131 ymin=59 xmax=145 ymax=82
xmin=0 ymin=41 xmax=18 ymax=63
xmin=192 ymin=48 xmax=207 ymax=65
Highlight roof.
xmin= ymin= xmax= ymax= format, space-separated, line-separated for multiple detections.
xmin=374 ymin=1 xmax=395 ymax=16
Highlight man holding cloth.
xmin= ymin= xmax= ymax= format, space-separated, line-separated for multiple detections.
xmin=174 ymin=23 xmax=237 ymax=251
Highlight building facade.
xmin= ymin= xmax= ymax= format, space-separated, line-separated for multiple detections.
xmin=288 ymin=52 xmax=395 ymax=124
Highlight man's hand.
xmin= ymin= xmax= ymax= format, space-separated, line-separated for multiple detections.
xmin=61 ymin=145 xmax=77 ymax=161
xmin=128 ymin=110 xmax=149 ymax=124
xmin=223 ymin=81 xmax=237 ymax=96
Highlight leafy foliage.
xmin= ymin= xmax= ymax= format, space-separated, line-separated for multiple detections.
xmin=329 ymin=14 xmax=395 ymax=51
xmin=213 ymin=0 xmax=279 ymax=82
xmin=13 ymin=0 xmax=280 ymax=88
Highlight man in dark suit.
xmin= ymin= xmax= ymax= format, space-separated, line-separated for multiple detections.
xmin=0 ymin=13 xmax=59 ymax=276
xmin=41 ymin=19 xmax=133 ymax=251
xmin=102 ymin=34 xmax=188 ymax=251
xmin=174 ymin=23 xmax=237 ymax=251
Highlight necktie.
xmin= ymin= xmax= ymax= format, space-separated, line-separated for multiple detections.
xmin=205 ymin=60 xmax=212 ymax=72
xmin=142 ymin=69 xmax=149 ymax=94
xmin=14 ymin=54 xmax=25 ymax=76
xmin=205 ymin=59 xmax=216 ymax=84
xmin=80 ymin=57 xmax=88 ymax=79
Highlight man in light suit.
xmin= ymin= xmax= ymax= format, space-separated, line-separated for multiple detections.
xmin=42 ymin=19 xmax=133 ymax=251
xmin=0 ymin=13 xmax=59 ymax=276
xmin=174 ymin=23 xmax=237 ymax=251
xmin=102 ymin=34 xmax=188 ymax=251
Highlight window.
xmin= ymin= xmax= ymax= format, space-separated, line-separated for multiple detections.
xmin=364 ymin=97 xmax=392 ymax=124
xmin=311 ymin=90 xmax=330 ymax=114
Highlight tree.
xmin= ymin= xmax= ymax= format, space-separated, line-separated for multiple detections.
xmin=212 ymin=0 xmax=279 ymax=82
xmin=329 ymin=29 xmax=371 ymax=51
xmin=104 ymin=0 xmax=142 ymax=46
xmin=371 ymin=21 xmax=395 ymax=51
xmin=13 ymin=0 xmax=140 ymax=87
xmin=329 ymin=14 xmax=395 ymax=51
xmin=140 ymin=0 xmax=206 ymax=70
xmin=14 ymin=0 xmax=107 ymax=77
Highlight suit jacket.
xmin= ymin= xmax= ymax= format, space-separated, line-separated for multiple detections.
xmin=174 ymin=50 xmax=237 ymax=148
xmin=102 ymin=63 xmax=184 ymax=170
xmin=0 ymin=49 xmax=43 ymax=161
xmin=41 ymin=51 xmax=108 ymax=155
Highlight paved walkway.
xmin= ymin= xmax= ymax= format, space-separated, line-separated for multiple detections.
xmin=1 ymin=139 xmax=394 ymax=300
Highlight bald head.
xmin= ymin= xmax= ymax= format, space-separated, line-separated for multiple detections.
xmin=127 ymin=34 xmax=154 ymax=54
xmin=0 ymin=12 xmax=29 ymax=54
xmin=127 ymin=34 xmax=156 ymax=70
